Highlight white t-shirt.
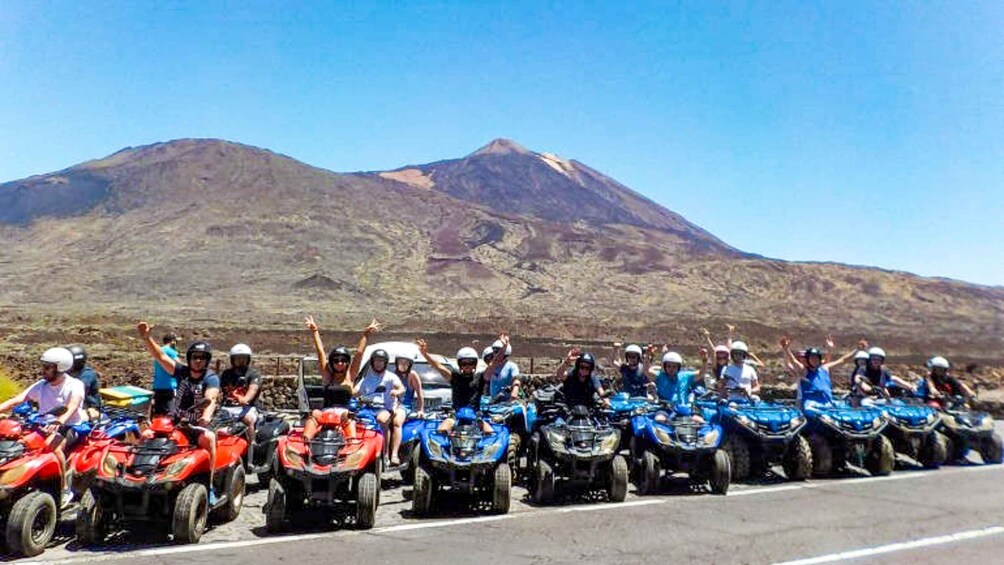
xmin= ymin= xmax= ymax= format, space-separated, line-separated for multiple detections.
xmin=357 ymin=369 xmax=403 ymax=411
xmin=722 ymin=363 xmax=759 ymax=395
xmin=25 ymin=375 xmax=88 ymax=425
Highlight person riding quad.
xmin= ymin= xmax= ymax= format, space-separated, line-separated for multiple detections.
xmin=780 ymin=337 xmax=842 ymax=410
xmin=137 ymin=321 xmax=221 ymax=504
xmin=483 ymin=337 xmax=521 ymax=401
xmin=303 ymin=315 xmax=357 ymax=440
xmin=554 ymin=349 xmax=610 ymax=409
xmin=66 ymin=344 xmax=101 ymax=419
xmin=220 ymin=343 xmax=262 ymax=458
xmin=391 ymin=350 xmax=425 ymax=456
xmin=419 ymin=340 xmax=496 ymax=434
xmin=615 ymin=344 xmax=652 ymax=398
xmin=921 ymin=356 xmax=975 ymax=408
xmin=652 ymin=352 xmax=701 ymax=422
xmin=0 ymin=347 xmax=89 ymax=507
xmin=347 ymin=320 xmax=406 ymax=464
xmin=717 ymin=341 xmax=761 ymax=399
xmin=852 ymin=347 xmax=916 ymax=402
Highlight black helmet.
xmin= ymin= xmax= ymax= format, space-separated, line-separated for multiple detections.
xmin=67 ymin=344 xmax=87 ymax=371
xmin=371 ymin=349 xmax=390 ymax=364
xmin=327 ymin=346 xmax=351 ymax=369
xmin=186 ymin=341 xmax=213 ymax=364
xmin=803 ymin=347 xmax=824 ymax=361
xmin=574 ymin=352 xmax=596 ymax=371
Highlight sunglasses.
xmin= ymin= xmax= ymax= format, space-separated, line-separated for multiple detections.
xmin=331 ymin=358 xmax=349 ymax=365
xmin=190 ymin=354 xmax=210 ymax=362
xmin=41 ymin=362 xmax=57 ymax=370
xmin=458 ymin=360 xmax=477 ymax=367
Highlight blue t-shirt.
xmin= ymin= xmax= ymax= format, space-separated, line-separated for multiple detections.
xmin=799 ymin=367 xmax=833 ymax=407
xmin=655 ymin=369 xmax=697 ymax=407
xmin=153 ymin=345 xmax=179 ymax=390
xmin=619 ymin=364 xmax=649 ymax=397
xmin=486 ymin=361 xmax=521 ymax=398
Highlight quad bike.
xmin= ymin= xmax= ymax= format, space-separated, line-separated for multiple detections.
xmin=630 ymin=402 xmax=731 ymax=495
xmin=606 ymin=392 xmax=653 ymax=456
xmin=0 ymin=404 xmax=91 ymax=557
xmin=802 ymin=400 xmax=894 ymax=478
xmin=398 ymin=404 xmax=451 ymax=485
xmin=411 ymin=406 xmax=512 ymax=516
xmin=264 ymin=407 xmax=383 ymax=532
xmin=934 ymin=395 xmax=1002 ymax=465
xmin=481 ymin=388 xmax=537 ymax=480
xmin=71 ymin=406 xmax=143 ymax=494
xmin=75 ymin=401 xmax=249 ymax=545
xmin=527 ymin=386 xmax=627 ymax=505
xmin=696 ymin=394 xmax=811 ymax=482
xmin=869 ymin=396 xmax=945 ymax=469
xmin=221 ymin=387 xmax=291 ymax=485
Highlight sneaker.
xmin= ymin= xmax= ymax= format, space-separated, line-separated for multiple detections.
xmin=208 ymin=488 xmax=218 ymax=506
xmin=60 ymin=489 xmax=74 ymax=509
xmin=390 ymin=455 xmax=401 ymax=466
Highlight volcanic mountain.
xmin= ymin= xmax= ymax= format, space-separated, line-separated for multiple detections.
xmin=0 ymin=138 xmax=1001 ymax=356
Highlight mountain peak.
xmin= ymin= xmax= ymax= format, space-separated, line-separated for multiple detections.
xmin=470 ymin=138 xmax=532 ymax=157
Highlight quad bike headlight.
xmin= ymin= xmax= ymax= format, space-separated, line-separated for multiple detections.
xmin=341 ymin=449 xmax=366 ymax=470
xmin=653 ymin=427 xmax=672 ymax=445
xmin=100 ymin=452 xmax=118 ymax=477
xmin=426 ymin=439 xmax=444 ymax=460
xmin=789 ymin=416 xmax=803 ymax=428
xmin=546 ymin=430 xmax=567 ymax=452
xmin=0 ymin=463 xmax=32 ymax=485
xmin=283 ymin=445 xmax=304 ymax=468
xmin=925 ymin=413 xmax=936 ymax=424
xmin=736 ymin=415 xmax=752 ymax=427
xmin=981 ymin=415 xmax=995 ymax=430
xmin=701 ymin=428 xmax=721 ymax=447
xmin=163 ymin=457 xmax=194 ymax=480
xmin=872 ymin=417 xmax=883 ymax=429
xmin=479 ymin=442 xmax=502 ymax=462
xmin=598 ymin=432 xmax=619 ymax=455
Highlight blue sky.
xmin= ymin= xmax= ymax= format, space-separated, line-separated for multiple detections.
xmin=2 ymin=1 xmax=1002 ymax=285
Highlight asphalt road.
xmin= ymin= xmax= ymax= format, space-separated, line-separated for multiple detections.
xmin=7 ymin=452 xmax=1004 ymax=565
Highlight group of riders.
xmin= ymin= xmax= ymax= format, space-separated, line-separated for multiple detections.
xmin=0 ymin=320 xmax=978 ymax=507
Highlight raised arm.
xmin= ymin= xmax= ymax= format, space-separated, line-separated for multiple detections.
xmin=304 ymin=315 xmax=329 ymax=377
xmin=137 ymin=321 xmax=177 ymax=374
xmin=417 ymin=338 xmax=452 ymax=380
xmin=347 ymin=318 xmax=382 ymax=379
xmin=555 ymin=348 xmax=579 ymax=381
xmin=701 ymin=328 xmax=716 ymax=352
xmin=747 ymin=351 xmax=766 ymax=368
xmin=780 ymin=336 xmax=804 ymax=373
xmin=824 ymin=347 xmax=857 ymax=370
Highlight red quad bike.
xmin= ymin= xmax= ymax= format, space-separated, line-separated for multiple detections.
xmin=264 ymin=408 xmax=383 ymax=532
xmin=0 ymin=405 xmax=81 ymax=557
xmin=75 ymin=402 xmax=249 ymax=545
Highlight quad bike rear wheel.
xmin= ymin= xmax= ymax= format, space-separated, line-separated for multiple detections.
xmin=808 ymin=434 xmax=833 ymax=478
xmin=356 ymin=472 xmax=379 ymax=529
xmin=75 ymin=489 xmax=107 ymax=545
xmin=608 ymin=455 xmax=628 ymax=502
xmin=532 ymin=459 xmax=555 ymax=505
xmin=706 ymin=448 xmax=731 ymax=494
xmin=783 ymin=435 xmax=813 ymax=481
xmin=400 ymin=444 xmax=419 ymax=485
xmin=866 ymin=436 xmax=895 ymax=476
xmin=724 ymin=436 xmax=750 ymax=481
xmin=507 ymin=435 xmax=521 ymax=478
xmin=492 ymin=463 xmax=512 ymax=514
xmin=412 ymin=465 xmax=433 ymax=516
xmin=264 ymin=478 xmax=288 ymax=533
xmin=215 ymin=464 xmax=245 ymax=522
xmin=980 ymin=433 xmax=1003 ymax=464
xmin=637 ymin=450 xmax=660 ymax=495
xmin=6 ymin=490 xmax=57 ymax=557
xmin=172 ymin=483 xmax=208 ymax=544
xmin=919 ymin=433 xmax=948 ymax=469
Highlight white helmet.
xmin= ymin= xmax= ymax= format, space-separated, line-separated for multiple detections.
xmin=928 ymin=356 xmax=950 ymax=369
xmin=868 ymin=347 xmax=886 ymax=359
xmin=457 ymin=347 xmax=479 ymax=362
xmin=40 ymin=347 xmax=74 ymax=372
xmin=481 ymin=346 xmax=494 ymax=361
xmin=662 ymin=352 xmax=683 ymax=365
xmin=854 ymin=350 xmax=870 ymax=361
xmin=625 ymin=344 xmax=644 ymax=357
xmin=229 ymin=343 xmax=253 ymax=358
xmin=731 ymin=341 xmax=749 ymax=354
xmin=491 ymin=339 xmax=513 ymax=356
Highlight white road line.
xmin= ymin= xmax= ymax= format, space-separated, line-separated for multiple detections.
xmin=376 ymin=514 xmax=514 ymax=532
xmin=728 ymin=484 xmax=804 ymax=496
xmin=558 ymin=499 xmax=664 ymax=512
xmin=772 ymin=525 xmax=1004 ymax=565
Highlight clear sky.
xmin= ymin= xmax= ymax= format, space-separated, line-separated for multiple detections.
xmin=2 ymin=2 xmax=1002 ymax=285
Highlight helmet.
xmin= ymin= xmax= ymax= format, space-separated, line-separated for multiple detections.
xmin=491 ymin=339 xmax=513 ymax=356
xmin=482 ymin=346 xmax=495 ymax=361
xmin=327 ymin=346 xmax=351 ymax=369
xmin=456 ymin=347 xmax=479 ymax=362
xmin=370 ymin=349 xmax=390 ymax=364
xmin=625 ymin=344 xmax=644 ymax=358
xmin=731 ymin=341 xmax=749 ymax=354
xmin=67 ymin=344 xmax=87 ymax=371
xmin=714 ymin=345 xmax=730 ymax=356
xmin=40 ymin=347 xmax=74 ymax=372
xmin=186 ymin=341 xmax=213 ymax=364
xmin=661 ymin=352 xmax=683 ymax=365
xmin=229 ymin=343 xmax=253 ymax=359
xmin=854 ymin=350 xmax=869 ymax=361
xmin=868 ymin=347 xmax=886 ymax=360
xmin=803 ymin=347 xmax=824 ymax=360
xmin=575 ymin=352 xmax=596 ymax=371
xmin=395 ymin=353 xmax=415 ymax=371
xmin=928 ymin=356 xmax=950 ymax=370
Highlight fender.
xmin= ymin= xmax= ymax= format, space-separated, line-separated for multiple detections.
xmin=0 ymin=452 xmax=61 ymax=489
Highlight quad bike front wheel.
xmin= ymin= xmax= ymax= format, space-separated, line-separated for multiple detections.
xmin=866 ymin=436 xmax=895 ymax=477
xmin=264 ymin=478 xmax=288 ymax=533
xmin=783 ymin=435 xmax=813 ymax=481
xmin=215 ymin=464 xmax=246 ymax=523
xmin=637 ymin=450 xmax=660 ymax=495
xmin=980 ymin=433 xmax=1003 ymax=464
xmin=532 ymin=459 xmax=555 ymax=505
xmin=492 ymin=463 xmax=512 ymax=514
xmin=608 ymin=455 xmax=628 ymax=503
xmin=356 ymin=472 xmax=379 ymax=529
xmin=919 ymin=433 xmax=948 ymax=469
xmin=6 ymin=490 xmax=57 ymax=557
xmin=707 ymin=449 xmax=731 ymax=495
xmin=412 ymin=465 xmax=434 ymax=516
xmin=724 ymin=436 xmax=750 ymax=481
xmin=808 ymin=434 xmax=834 ymax=478
xmin=75 ymin=489 xmax=107 ymax=545
xmin=172 ymin=483 xmax=209 ymax=544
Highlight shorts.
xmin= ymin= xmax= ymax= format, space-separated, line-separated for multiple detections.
xmin=222 ymin=405 xmax=259 ymax=422
xmin=152 ymin=389 xmax=175 ymax=416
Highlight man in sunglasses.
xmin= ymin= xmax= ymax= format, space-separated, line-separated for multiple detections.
xmin=419 ymin=338 xmax=502 ymax=434
xmin=138 ymin=321 xmax=221 ymax=504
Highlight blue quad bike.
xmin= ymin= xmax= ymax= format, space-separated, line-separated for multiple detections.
xmin=398 ymin=404 xmax=451 ymax=485
xmin=697 ymin=394 xmax=811 ymax=482
xmin=630 ymin=402 xmax=731 ymax=495
xmin=411 ymin=407 xmax=512 ymax=516
xmin=481 ymin=388 xmax=537 ymax=481
xmin=527 ymin=386 xmax=627 ymax=505
xmin=803 ymin=400 xmax=894 ymax=477
xmin=607 ymin=393 xmax=653 ymax=454
xmin=934 ymin=395 xmax=1002 ymax=465
xmin=869 ymin=394 xmax=946 ymax=469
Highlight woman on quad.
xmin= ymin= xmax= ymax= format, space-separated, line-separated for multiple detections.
xmin=614 ymin=344 xmax=652 ymax=398
xmin=554 ymin=349 xmax=610 ymax=409
xmin=137 ymin=321 xmax=222 ymax=503
xmin=220 ymin=343 xmax=262 ymax=459
xmin=347 ymin=320 xmax=406 ymax=464
xmin=303 ymin=315 xmax=357 ymax=440
xmin=652 ymin=352 xmax=701 ymax=423
xmin=0 ymin=347 xmax=89 ymax=506
xmin=419 ymin=339 xmax=496 ymax=434
xmin=852 ymin=347 xmax=917 ymax=404
xmin=717 ymin=341 xmax=761 ymax=399
xmin=921 ymin=356 xmax=975 ymax=408
xmin=779 ymin=337 xmax=841 ymax=410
